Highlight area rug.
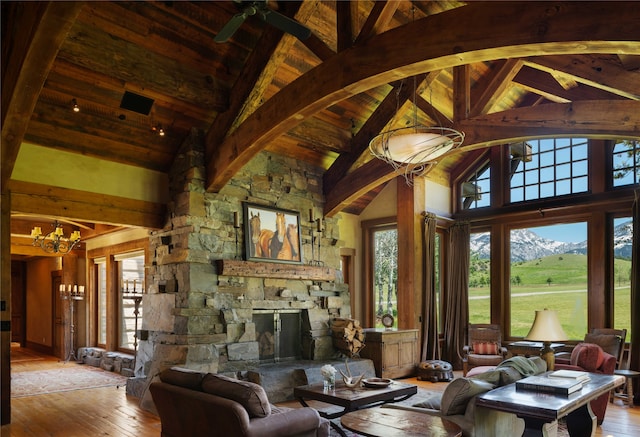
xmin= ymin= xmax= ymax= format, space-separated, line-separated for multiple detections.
xmin=11 ymin=365 xmax=128 ymax=398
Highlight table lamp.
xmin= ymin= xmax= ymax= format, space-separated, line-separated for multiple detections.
xmin=524 ymin=308 xmax=568 ymax=370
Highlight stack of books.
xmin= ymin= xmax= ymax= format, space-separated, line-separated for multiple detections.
xmin=516 ymin=370 xmax=590 ymax=395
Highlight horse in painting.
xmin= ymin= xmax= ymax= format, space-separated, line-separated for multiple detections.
xmin=277 ymin=223 xmax=300 ymax=261
xmin=256 ymin=212 xmax=286 ymax=258
xmin=249 ymin=212 xmax=262 ymax=258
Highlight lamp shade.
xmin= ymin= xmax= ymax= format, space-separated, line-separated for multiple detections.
xmin=524 ymin=309 xmax=568 ymax=342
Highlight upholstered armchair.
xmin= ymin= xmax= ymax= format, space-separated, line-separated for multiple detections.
xmin=556 ymin=328 xmax=626 ymax=369
xmin=554 ymin=343 xmax=616 ymax=425
xmin=462 ymin=324 xmax=508 ymax=376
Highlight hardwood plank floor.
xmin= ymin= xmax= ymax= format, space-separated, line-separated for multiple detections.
xmin=3 ymin=349 xmax=639 ymax=436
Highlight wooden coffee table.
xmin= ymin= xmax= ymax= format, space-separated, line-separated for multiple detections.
xmin=294 ymin=380 xmax=417 ymax=437
xmin=341 ymin=407 xmax=462 ymax=437
xmin=476 ymin=372 xmax=624 ymax=436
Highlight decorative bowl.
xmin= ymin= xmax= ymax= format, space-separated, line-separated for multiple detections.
xmin=362 ymin=377 xmax=392 ymax=388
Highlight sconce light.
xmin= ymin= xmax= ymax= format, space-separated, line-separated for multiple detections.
xmin=72 ymin=98 xmax=80 ymax=112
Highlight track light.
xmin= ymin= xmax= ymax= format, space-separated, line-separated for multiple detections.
xmin=72 ymin=98 xmax=80 ymax=112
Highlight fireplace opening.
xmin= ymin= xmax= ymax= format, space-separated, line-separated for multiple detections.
xmin=254 ymin=309 xmax=301 ymax=363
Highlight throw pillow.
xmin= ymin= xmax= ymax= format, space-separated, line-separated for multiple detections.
xmin=571 ymin=342 xmax=604 ymax=372
xmin=202 ymin=373 xmax=271 ymax=418
xmin=472 ymin=341 xmax=499 ymax=355
xmin=159 ymin=367 xmax=205 ymax=391
xmin=440 ymin=378 xmax=494 ymax=416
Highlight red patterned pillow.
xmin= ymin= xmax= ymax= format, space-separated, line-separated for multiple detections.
xmin=472 ymin=341 xmax=499 ymax=355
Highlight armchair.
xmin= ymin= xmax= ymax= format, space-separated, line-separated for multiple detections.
xmin=554 ymin=342 xmax=616 ymax=425
xmin=462 ymin=324 xmax=508 ymax=376
xmin=556 ymin=328 xmax=625 ymax=369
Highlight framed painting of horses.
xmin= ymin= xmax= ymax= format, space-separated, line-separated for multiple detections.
xmin=243 ymin=203 xmax=302 ymax=264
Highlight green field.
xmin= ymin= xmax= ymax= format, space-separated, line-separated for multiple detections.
xmin=469 ymin=253 xmax=632 ymax=341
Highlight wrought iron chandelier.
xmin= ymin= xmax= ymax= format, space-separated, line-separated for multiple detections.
xmin=369 ymin=7 xmax=463 ymax=184
xmin=31 ymin=220 xmax=81 ymax=254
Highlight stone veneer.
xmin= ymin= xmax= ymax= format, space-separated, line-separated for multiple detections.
xmin=134 ymin=129 xmax=350 ymax=408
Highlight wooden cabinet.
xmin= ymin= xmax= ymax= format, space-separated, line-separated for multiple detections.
xmin=359 ymin=328 xmax=419 ymax=379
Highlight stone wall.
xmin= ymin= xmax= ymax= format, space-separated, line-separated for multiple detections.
xmin=134 ymin=129 xmax=350 ymax=407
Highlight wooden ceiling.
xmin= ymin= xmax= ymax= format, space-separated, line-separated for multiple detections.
xmin=2 ymin=1 xmax=640 ymax=257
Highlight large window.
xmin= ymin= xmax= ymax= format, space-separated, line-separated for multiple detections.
xmin=461 ymin=162 xmax=490 ymax=210
xmin=612 ymin=140 xmax=640 ymax=187
xmin=95 ymin=257 xmax=107 ymax=346
xmin=509 ymin=223 xmax=588 ymax=339
xmin=116 ymin=251 xmax=145 ymax=351
xmin=613 ymin=216 xmax=633 ymax=342
xmin=510 ymin=138 xmax=588 ymax=202
xmin=372 ymin=227 xmax=398 ymax=328
xmin=469 ymin=231 xmax=490 ymax=323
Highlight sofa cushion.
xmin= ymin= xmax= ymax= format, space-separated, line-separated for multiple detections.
xmin=202 ymin=373 xmax=271 ymax=418
xmin=472 ymin=341 xmax=499 ymax=355
xmin=440 ymin=378 xmax=494 ymax=416
xmin=571 ymin=343 xmax=604 ymax=372
xmin=412 ymin=392 xmax=442 ymax=410
xmin=159 ymin=367 xmax=205 ymax=391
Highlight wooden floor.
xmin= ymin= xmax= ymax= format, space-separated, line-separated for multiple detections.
xmin=2 ymin=349 xmax=640 ymax=436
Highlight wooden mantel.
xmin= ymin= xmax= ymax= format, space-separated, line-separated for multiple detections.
xmin=216 ymin=259 xmax=338 ymax=281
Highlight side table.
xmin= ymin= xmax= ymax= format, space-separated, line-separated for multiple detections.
xmin=611 ymin=369 xmax=640 ymax=407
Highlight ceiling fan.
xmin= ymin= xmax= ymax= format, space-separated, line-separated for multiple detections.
xmin=215 ymin=0 xmax=311 ymax=43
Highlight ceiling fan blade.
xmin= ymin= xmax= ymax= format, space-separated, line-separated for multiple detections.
xmin=260 ymin=9 xmax=311 ymax=41
xmin=214 ymin=11 xmax=250 ymax=43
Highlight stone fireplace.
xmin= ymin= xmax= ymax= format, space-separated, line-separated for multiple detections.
xmin=254 ymin=309 xmax=301 ymax=363
xmin=131 ymin=129 xmax=351 ymax=409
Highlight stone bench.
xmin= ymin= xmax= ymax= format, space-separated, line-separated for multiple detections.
xmin=78 ymin=347 xmax=135 ymax=377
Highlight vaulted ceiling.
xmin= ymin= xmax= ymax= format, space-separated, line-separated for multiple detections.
xmin=3 ymin=1 xmax=640 ymax=257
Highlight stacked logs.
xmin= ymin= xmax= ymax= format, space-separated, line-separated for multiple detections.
xmin=331 ymin=317 xmax=365 ymax=358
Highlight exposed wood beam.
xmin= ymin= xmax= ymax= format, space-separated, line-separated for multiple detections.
xmin=302 ymin=33 xmax=335 ymax=61
xmin=335 ymin=0 xmax=353 ymax=52
xmin=326 ymin=100 xmax=640 ymax=216
xmin=324 ymin=159 xmax=397 ymax=217
xmin=453 ymin=65 xmax=470 ymax=121
xmin=514 ymin=66 xmax=625 ymax=103
xmin=205 ymin=1 xmax=640 ymax=193
xmin=353 ymin=0 xmax=400 ymax=45
xmin=470 ymin=59 xmax=523 ymax=117
xmin=1 ymin=2 xmax=84 ymax=192
xmin=524 ymin=54 xmax=640 ymax=100
xmin=9 ymin=181 xmax=165 ymax=229
xmin=204 ymin=1 xmax=313 ymax=162
xmin=458 ymin=100 xmax=640 ymax=149
xmin=324 ymin=72 xmax=437 ymax=195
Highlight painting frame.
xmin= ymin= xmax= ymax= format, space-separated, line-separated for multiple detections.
xmin=243 ymin=202 xmax=302 ymax=264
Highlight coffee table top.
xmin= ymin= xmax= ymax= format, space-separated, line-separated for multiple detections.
xmin=294 ymin=380 xmax=417 ymax=414
xmin=476 ymin=372 xmax=624 ymax=421
xmin=341 ymin=407 xmax=462 ymax=437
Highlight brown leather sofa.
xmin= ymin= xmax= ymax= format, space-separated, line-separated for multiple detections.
xmin=150 ymin=367 xmax=330 ymax=437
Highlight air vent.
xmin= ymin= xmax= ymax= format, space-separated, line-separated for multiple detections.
xmin=119 ymin=91 xmax=154 ymax=115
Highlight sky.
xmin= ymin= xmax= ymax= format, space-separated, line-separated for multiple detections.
xmin=529 ymin=222 xmax=587 ymax=243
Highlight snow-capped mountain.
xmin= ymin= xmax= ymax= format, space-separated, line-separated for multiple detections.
xmin=470 ymin=221 xmax=632 ymax=262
